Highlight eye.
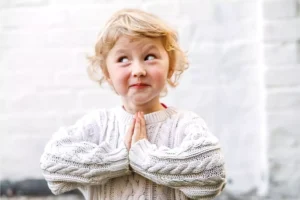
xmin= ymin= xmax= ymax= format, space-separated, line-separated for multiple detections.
xmin=145 ymin=54 xmax=156 ymax=61
xmin=118 ymin=56 xmax=129 ymax=63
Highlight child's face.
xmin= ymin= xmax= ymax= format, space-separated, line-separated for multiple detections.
xmin=106 ymin=36 xmax=170 ymax=106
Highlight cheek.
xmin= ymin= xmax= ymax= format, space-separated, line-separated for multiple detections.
xmin=150 ymin=69 xmax=168 ymax=85
xmin=110 ymin=68 xmax=130 ymax=86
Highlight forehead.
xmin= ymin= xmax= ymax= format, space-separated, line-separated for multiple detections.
xmin=112 ymin=36 xmax=163 ymax=51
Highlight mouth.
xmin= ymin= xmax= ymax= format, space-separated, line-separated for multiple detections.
xmin=130 ymin=83 xmax=150 ymax=88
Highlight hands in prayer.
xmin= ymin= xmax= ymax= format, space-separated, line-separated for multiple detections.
xmin=125 ymin=111 xmax=147 ymax=150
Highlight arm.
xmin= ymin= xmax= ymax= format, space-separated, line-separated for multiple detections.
xmin=129 ymin=112 xmax=226 ymax=199
xmin=40 ymin=110 xmax=131 ymax=195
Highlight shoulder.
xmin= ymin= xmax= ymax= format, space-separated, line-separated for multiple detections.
xmin=167 ymin=107 xmax=211 ymax=139
xmin=170 ymin=107 xmax=207 ymax=127
xmin=170 ymin=107 xmax=217 ymax=142
xmin=66 ymin=108 xmax=117 ymax=143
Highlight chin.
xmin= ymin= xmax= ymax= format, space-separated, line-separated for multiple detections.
xmin=131 ymin=94 xmax=157 ymax=105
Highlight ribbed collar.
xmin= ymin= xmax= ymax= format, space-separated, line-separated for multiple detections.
xmin=113 ymin=105 xmax=178 ymax=124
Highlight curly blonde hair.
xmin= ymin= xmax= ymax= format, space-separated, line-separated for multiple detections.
xmin=87 ymin=8 xmax=188 ymax=90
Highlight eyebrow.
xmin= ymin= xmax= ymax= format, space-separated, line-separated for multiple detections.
xmin=114 ymin=44 xmax=159 ymax=55
xmin=114 ymin=49 xmax=127 ymax=55
xmin=142 ymin=44 xmax=159 ymax=52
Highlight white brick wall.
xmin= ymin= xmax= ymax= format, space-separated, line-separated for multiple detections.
xmin=1 ymin=0 xmax=299 ymax=199
xmin=263 ymin=0 xmax=300 ymax=199
xmin=263 ymin=0 xmax=298 ymax=19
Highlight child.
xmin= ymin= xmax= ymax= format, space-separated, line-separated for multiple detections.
xmin=40 ymin=8 xmax=226 ymax=200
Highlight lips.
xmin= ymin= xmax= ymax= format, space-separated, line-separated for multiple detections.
xmin=130 ymin=83 xmax=150 ymax=87
xmin=130 ymin=83 xmax=150 ymax=88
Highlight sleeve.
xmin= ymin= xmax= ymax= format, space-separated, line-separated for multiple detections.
xmin=40 ymin=110 xmax=131 ymax=195
xmin=128 ymin=112 xmax=226 ymax=199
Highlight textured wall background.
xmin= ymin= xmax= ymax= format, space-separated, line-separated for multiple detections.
xmin=0 ymin=0 xmax=299 ymax=199
xmin=264 ymin=0 xmax=300 ymax=199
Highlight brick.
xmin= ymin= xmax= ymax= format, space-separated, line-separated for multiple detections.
xmin=50 ymin=0 xmax=141 ymax=5
xmin=190 ymin=42 xmax=257 ymax=65
xmin=77 ymin=89 xmax=120 ymax=110
xmin=0 ymin=48 xmax=76 ymax=73
xmin=263 ymin=0 xmax=298 ymax=19
xmin=0 ymin=0 xmax=9 ymax=8
xmin=7 ymin=0 xmax=47 ymax=7
xmin=0 ymin=7 xmax=67 ymax=30
xmin=142 ymin=1 xmax=180 ymax=23
xmin=4 ymin=90 xmax=78 ymax=115
xmin=0 ymin=113 xmax=61 ymax=136
xmin=0 ymin=31 xmax=46 ymax=48
xmin=193 ymin=20 xmax=257 ymax=42
xmin=220 ymin=42 xmax=257 ymax=66
xmin=216 ymin=86 xmax=261 ymax=110
xmin=224 ymin=171 xmax=259 ymax=195
xmin=267 ymin=90 xmax=300 ymax=111
xmin=175 ymin=17 xmax=196 ymax=51
xmin=54 ymin=71 xmax=95 ymax=88
xmin=178 ymin=0 xmax=214 ymax=21
xmin=49 ymin=0 xmax=104 ymax=4
xmin=189 ymin=43 xmax=258 ymax=87
xmin=65 ymin=4 xmax=142 ymax=29
xmin=264 ymin=42 xmax=300 ymax=65
xmin=268 ymin=112 xmax=300 ymax=147
xmin=269 ymin=159 xmax=300 ymax=197
xmin=266 ymin=68 xmax=300 ymax=86
xmin=0 ymin=72 xmax=55 ymax=101
xmin=264 ymin=18 xmax=300 ymax=42
xmin=0 ymin=135 xmax=52 ymax=179
xmin=189 ymin=43 xmax=221 ymax=65
xmin=214 ymin=0 xmax=258 ymax=21
xmin=218 ymin=65 xmax=259 ymax=87
xmin=0 ymin=29 xmax=98 ymax=48
xmin=46 ymin=29 xmax=99 ymax=48
xmin=189 ymin=64 xmax=217 ymax=86
xmin=268 ymin=113 xmax=300 ymax=198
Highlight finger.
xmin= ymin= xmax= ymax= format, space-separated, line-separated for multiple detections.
xmin=140 ymin=112 xmax=147 ymax=138
xmin=133 ymin=112 xmax=141 ymax=142
xmin=125 ymin=117 xmax=135 ymax=150
xmin=130 ymin=115 xmax=136 ymax=133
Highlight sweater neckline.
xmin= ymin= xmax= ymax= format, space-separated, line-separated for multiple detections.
xmin=114 ymin=105 xmax=177 ymax=124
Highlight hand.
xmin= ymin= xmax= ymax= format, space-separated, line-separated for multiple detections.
xmin=131 ymin=111 xmax=147 ymax=145
xmin=124 ymin=112 xmax=147 ymax=150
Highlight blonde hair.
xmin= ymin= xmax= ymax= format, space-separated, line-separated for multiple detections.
xmin=87 ymin=8 xmax=188 ymax=90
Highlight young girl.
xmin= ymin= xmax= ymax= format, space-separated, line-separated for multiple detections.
xmin=40 ymin=8 xmax=226 ymax=200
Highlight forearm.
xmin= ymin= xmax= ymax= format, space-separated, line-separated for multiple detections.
xmin=40 ymin=134 xmax=131 ymax=194
xmin=129 ymin=139 xmax=226 ymax=199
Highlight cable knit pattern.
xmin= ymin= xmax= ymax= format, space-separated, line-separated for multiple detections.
xmin=40 ymin=106 xmax=226 ymax=199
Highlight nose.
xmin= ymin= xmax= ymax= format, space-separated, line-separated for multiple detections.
xmin=131 ymin=61 xmax=146 ymax=77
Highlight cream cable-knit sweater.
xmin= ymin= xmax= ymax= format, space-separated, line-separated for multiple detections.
xmin=40 ymin=106 xmax=226 ymax=200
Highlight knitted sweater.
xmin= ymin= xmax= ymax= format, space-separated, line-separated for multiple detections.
xmin=40 ymin=106 xmax=226 ymax=200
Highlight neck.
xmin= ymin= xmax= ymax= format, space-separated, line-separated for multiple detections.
xmin=122 ymin=97 xmax=165 ymax=114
